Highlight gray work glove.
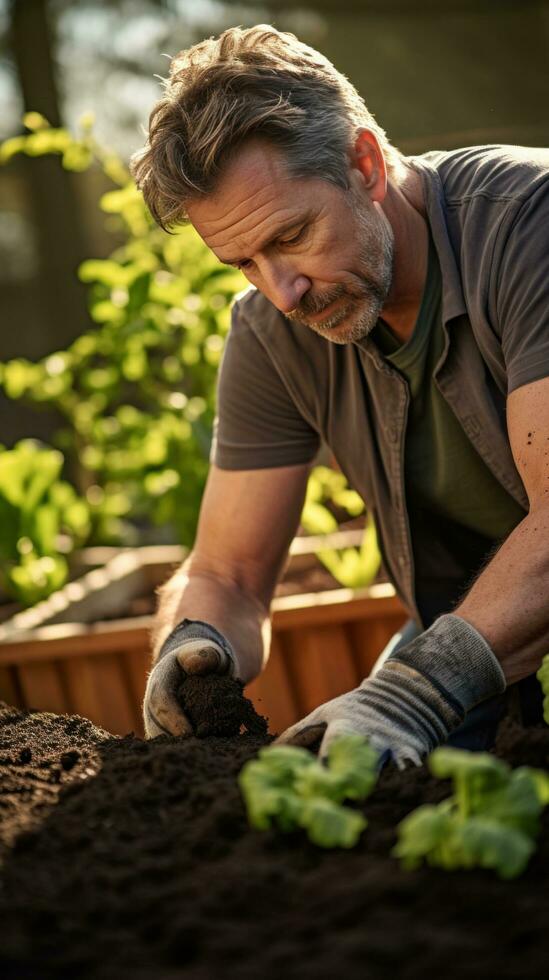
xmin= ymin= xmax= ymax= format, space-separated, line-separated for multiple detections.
xmin=275 ymin=614 xmax=506 ymax=768
xmin=143 ymin=618 xmax=239 ymax=738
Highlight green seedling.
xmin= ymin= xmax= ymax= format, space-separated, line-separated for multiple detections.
xmin=238 ymin=735 xmax=379 ymax=849
xmin=393 ymin=747 xmax=549 ymax=879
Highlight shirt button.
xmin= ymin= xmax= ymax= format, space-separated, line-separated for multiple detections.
xmin=387 ymin=426 xmax=398 ymax=443
xmin=398 ymin=555 xmax=406 ymax=566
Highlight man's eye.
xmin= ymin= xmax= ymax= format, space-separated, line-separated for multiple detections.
xmin=280 ymin=227 xmax=306 ymax=247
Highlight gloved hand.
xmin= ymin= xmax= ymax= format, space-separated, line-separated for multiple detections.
xmin=274 ymin=614 xmax=506 ymax=768
xmin=143 ymin=618 xmax=239 ymax=738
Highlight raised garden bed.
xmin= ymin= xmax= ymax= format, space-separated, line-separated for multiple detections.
xmin=0 ymin=540 xmax=407 ymax=737
xmin=1 ymin=698 xmax=548 ymax=979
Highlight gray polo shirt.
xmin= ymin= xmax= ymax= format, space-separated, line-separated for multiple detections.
xmin=210 ymin=144 xmax=549 ymax=624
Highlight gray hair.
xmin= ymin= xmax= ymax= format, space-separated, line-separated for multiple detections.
xmin=131 ymin=24 xmax=404 ymax=230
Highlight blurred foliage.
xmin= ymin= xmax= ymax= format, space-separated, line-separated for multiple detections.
xmin=0 ymin=112 xmax=244 ymax=549
xmin=0 ymin=440 xmax=90 ymax=605
xmin=0 ymin=113 xmax=380 ymax=603
xmin=301 ymin=466 xmax=380 ymax=588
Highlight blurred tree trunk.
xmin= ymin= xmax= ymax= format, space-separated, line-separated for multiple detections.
xmin=10 ymin=0 xmax=89 ymax=352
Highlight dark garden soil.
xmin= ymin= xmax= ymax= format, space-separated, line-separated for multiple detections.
xmin=1 ymin=689 xmax=548 ymax=980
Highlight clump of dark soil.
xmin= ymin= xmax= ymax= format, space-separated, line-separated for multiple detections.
xmin=175 ymin=674 xmax=268 ymax=738
xmin=0 ymin=700 xmax=548 ymax=980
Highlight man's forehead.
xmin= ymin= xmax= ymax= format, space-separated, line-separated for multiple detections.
xmin=188 ymin=141 xmax=307 ymax=257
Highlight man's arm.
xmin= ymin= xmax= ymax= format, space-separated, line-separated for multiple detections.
xmin=456 ymin=375 xmax=549 ymax=684
xmin=152 ymin=460 xmax=312 ymax=683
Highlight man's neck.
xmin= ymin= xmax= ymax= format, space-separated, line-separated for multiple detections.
xmin=379 ymin=167 xmax=429 ymax=345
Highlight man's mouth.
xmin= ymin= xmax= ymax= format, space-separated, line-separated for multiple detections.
xmin=303 ymin=295 xmax=346 ymax=324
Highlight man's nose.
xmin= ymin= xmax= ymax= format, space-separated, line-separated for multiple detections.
xmin=260 ymin=261 xmax=310 ymax=314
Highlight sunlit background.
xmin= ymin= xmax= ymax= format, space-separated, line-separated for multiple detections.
xmin=1 ymin=0 xmax=548 ymax=446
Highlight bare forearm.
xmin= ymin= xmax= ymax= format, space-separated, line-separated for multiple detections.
xmin=152 ymin=553 xmax=271 ymax=684
xmin=456 ymin=506 xmax=549 ymax=684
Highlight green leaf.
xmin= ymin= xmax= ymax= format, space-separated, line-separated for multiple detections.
xmin=23 ymin=448 xmax=64 ymax=514
xmin=238 ymin=755 xmax=307 ymax=831
xmin=2 ymin=359 xmax=38 ymax=399
xmin=456 ymin=817 xmax=535 ymax=879
xmin=100 ymin=182 xmax=142 ymax=214
xmin=62 ymin=144 xmax=92 ymax=172
xmin=528 ymin=767 xmax=549 ymax=806
xmin=8 ymin=554 xmax=67 ymax=605
xmin=429 ymin=748 xmax=508 ymax=783
xmin=299 ymin=797 xmax=367 ymax=849
xmin=127 ymin=271 xmax=151 ymax=311
xmin=0 ymin=135 xmax=26 ymax=164
xmin=256 ymin=745 xmax=317 ymax=778
xmin=30 ymin=503 xmax=59 ymax=555
xmin=479 ymin=768 xmax=544 ymax=835
xmin=429 ymin=749 xmax=508 ymax=813
xmin=78 ymin=259 xmax=133 ymax=287
xmin=300 ymin=500 xmax=338 ymax=534
xmin=392 ymin=804 xmax=454 ymax=870
xmin=23 ymin=111 xmax=50 ymax=131
xmin=25 ymin=129 xmax=71 ymax=156
xmin=327 ymin=734 xmax=380 ymax=798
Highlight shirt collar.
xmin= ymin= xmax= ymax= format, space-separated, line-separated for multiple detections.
xmin=354 ymin=153 xmax=467 ymax=363
xmin=406 ymin=154 xmax=466 ymax=325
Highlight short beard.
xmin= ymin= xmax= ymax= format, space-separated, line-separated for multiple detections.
xmin=286 ymin=194 xmax=394 ymax=345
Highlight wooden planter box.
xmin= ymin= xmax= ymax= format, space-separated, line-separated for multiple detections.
xmin=0 ymin=543 xmax=407 ymax=738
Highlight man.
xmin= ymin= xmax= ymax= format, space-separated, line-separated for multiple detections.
xmin=132 ymin=25 xmax=549 ymax=765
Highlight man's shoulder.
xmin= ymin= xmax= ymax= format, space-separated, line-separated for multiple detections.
xmin=232 ymin=285 xmax=276 ymax=329
xmin=415 ymin=144 xmax=549 ymax=205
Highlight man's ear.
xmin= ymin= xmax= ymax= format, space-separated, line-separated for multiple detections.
xmin=352 ymin=129 xmax=387 ymax=203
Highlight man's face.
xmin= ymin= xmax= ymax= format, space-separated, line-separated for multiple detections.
xmin=188 ymin=140 xmax=394 ymax=344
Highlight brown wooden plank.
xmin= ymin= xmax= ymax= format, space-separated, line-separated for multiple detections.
xmin=0 ymin=665 xmax=22 ymax=707
xmin=349 ymin=612 xmax=407 ymax=679
xmin=272 ymin=587 xmax=406 ymax=631
xmin=0 ymin=620 xmax=152 ymax=665
xmin=61 ymin=656 xmax=105 ymax=726
xmin=123 ymin=647 xmax=153 ymax=738
xmin=246 ymin=632 xmax=300 ymax=736
xmin=17 ymin=661 xmax=68 ymax=715
xmin=284 ymin=624 xmax=359 ymax=717
xmin=91 ymin=654 xmax=138 ymax=736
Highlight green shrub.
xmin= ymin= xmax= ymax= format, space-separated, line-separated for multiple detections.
xmin=0 ymin=440 xmax=90 ymax=605
xmin=1 ymin=113 xmax=245 ymax=548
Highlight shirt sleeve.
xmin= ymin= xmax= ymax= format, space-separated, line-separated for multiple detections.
xmin=496 ymin=179 xmax=549 ymax=395
xmin=210 ymin=300 xmax=321 ymax=470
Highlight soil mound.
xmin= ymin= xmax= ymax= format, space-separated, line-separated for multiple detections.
xmin=0 ymin=703 xmax=548 ymax=980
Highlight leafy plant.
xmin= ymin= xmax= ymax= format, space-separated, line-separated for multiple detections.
xmin=536 ymin=654 xmax=549 ymax=724
xmin=300 ymin=465 xmax=381 ymax=587
xmin=392 ymin=747 xmax=549 ymax=879
xmin=238 ymin=735 xmax=380 ymax=848
xmin=0 ymin=113 xmax=244 ymax=548
xmin=0 ymin=441 xmax=90 ymax=605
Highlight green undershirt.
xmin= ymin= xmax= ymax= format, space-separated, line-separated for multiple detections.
xmin=371 ymin=233 xmax=524 ymax=622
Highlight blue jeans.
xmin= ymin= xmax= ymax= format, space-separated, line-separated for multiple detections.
xmin=375 ymin=619 xmax=544 ymax=752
